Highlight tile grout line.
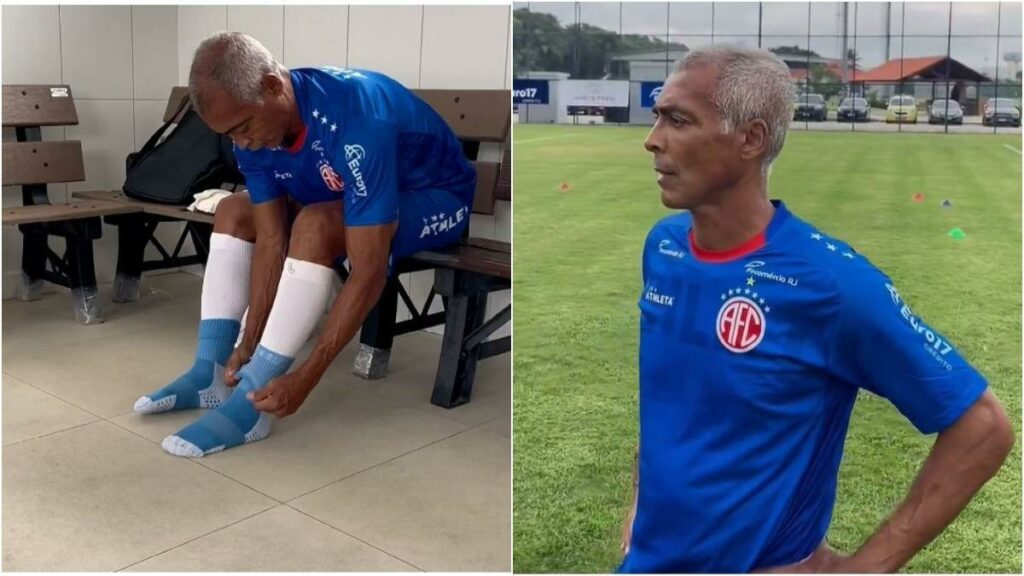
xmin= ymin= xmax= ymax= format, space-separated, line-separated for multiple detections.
xmin=2 ymin=419 xmax=100 ymax=449
xmin=284 ymin=505 xmax=427 ymax=572
xmin=2 ymin=372 xmax=105 ymax=421
xmin=113 ymin=502 xmax=278 ymax=572
xmin=106 ymin=387 xmax=503 ymax=504
xmin=101 ymin=416 xmax=287 ymax=505
xmin=2 ymin=373 xmax=111 ymax=448
xmin=107 ymin=416 xmax=501 ymax=572
xmin=279 ymin=420 xmax=508 ymax=571
xmin=282 ymin=418 xmax=497 ymax=505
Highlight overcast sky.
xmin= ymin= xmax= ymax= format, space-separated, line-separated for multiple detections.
xmin=516 ymin=2 xmax=1023 ymax=78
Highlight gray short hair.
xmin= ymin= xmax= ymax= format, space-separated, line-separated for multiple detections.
xmin=188 ymin=31 xmax=283 ymax=115
xmin=675 ymin=45 xmax=795 ymax=174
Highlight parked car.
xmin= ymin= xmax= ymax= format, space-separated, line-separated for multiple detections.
xmin=928 ymin=99 xmax=963 ymax=125
xmin=885 ymin=95 xmax=918 ymax=124
xmin=837 ymin=97 xmax=870 ymax=122
xmin=982 ymin=98 xmax=1021 ymax=127
xmin=794 ymin=93 xmax=827 ymax=121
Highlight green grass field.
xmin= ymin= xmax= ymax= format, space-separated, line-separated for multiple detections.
xmin=512 ymin=125 xmax=1022 ymax=573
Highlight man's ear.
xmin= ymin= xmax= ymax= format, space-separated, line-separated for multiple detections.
xmin=739 ymin=119 xmax=770 ymax=163
xmin=261 ymin=72 xmax=284 ymax=97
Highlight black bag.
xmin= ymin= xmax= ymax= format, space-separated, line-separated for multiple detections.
xmin=122 ymin=97 xmax=244 ymax=205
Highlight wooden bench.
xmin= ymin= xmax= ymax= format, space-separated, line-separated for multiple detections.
xmin=349 ymin=89 xmax=510 ymax=407
xmin=2 ymin=85 xmax=141 ymax=323
xmin=355 ymin=92 xmax=511 ymax=407
xmin=73 ymin=87 xmax=228 ymax=302
xmin=75 ymin=85 xmax=511 ymax=408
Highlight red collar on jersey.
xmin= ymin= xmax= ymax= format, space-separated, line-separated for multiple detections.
xmin=688 ymin=229 xmax=767 ymax=263
xmin=286 ymin=124 xmax=308 ymax=154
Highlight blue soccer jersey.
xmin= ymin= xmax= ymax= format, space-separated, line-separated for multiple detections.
xmin=233 ymin=67 xmax=476 ymax=228
xmin=621 ymin=200 xmax=987 ymax=573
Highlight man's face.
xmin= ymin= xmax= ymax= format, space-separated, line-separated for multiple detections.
xmin=643 ymin=65 xmax=746 ymax=210
xmin=200 ymin=75 xmax=292 ymax=151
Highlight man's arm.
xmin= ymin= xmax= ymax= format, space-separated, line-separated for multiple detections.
xmin=295 ymin=222 xmax=395 ymax=383
xmin=225 ymin=197 xmax=289 ymax=383
xmin=621 ymin=445 xmax=640 ymax=555
xmin=840 ymin=390 xmax=1014 ymax=572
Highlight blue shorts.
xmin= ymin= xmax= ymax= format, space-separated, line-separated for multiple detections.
xmin=390 ymin=185 xmax=472 ymax=264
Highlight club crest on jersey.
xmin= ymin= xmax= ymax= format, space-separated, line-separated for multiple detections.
xmin=318 ymin=160 xmax=344 ymax=192
xmin=716 ymin=289 xmax=769 ymax=353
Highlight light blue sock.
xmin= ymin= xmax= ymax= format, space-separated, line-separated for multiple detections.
xmin=161 ymin=345 xmax=293 ymax=457
xmin=135 ymin=319 xmax=240 ymax=414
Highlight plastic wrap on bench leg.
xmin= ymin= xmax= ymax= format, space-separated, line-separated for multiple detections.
xmin=113 ymin=271 xmax=142 ymax=303
xmin=15 ymin=272 xmax=44 ymax=301
xmin=353 ymin=344 xmax=391 ymax=380
xmin=71 ymin=286 xmax=103 ymax=325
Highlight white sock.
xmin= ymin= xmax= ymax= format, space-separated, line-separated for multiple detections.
xmin=201 ymin=233 xmax=253 ymax=321
xmin=259 ymin=258 xmax=337 ymax=358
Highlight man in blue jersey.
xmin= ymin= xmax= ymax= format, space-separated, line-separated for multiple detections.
xmin=619 ymin=45 xmax=1014 ymax=573
xmin=133 ymin=32 xmax=476 ymax=458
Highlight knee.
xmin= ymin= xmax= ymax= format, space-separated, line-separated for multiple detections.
xmin=213 ymin=193 xmax=255 ymax=240
xmin=290 ymin=204 xmax=343 ymax=259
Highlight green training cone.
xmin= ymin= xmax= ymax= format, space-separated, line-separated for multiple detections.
xmin=947 ymin=227 xmax=966 ymax=240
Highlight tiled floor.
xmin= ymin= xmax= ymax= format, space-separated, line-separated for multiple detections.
xmin=3 ymin=272 xmax=511 ymax=572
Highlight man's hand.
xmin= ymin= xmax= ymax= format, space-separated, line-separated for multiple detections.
xmin=756 ymin=542 xmax=846 ymax=573
xmin=622 ymin=446 xmax=639 ymax=556
xmin=620 ymin=506 xmax=635 ymax=556
xmin=224 ymin=344 xmax=255 ymax=387
xmin=247 ymin=370 xmax=317 ymax=418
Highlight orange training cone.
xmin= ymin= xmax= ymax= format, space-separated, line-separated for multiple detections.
xmin=559 ymin=182 xmax=571 ymax=192
xmin=912 ymin=193 xmax=924 ymax=203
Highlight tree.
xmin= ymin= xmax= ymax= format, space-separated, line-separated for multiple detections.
xmin=845 ymin=48 xmax=861 ymax=69
xmin=514 ymin=7 xmax=687 ymax=79
xmin=513 ymin=9 xmax=571 ymax=76
xmin=769 ymin=45 xmax=822 ymax=59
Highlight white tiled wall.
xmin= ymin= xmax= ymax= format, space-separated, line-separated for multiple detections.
xmin=283 ymin=6 xmax=349 ymax=69
xmin=3 ymin=4 xmax=511 ymax=343
xmin=348 ymin=6 xmax=424 ymax=88
xmin=177 ymin=6 xmax=227 ymax=85
xmin=133 ymin=6 xmax=179 ymax=100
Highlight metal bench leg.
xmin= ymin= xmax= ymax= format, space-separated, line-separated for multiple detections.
xmin=189 ymin=222 xmax=214 ymax=264
xmin=112 ymin=215 xmax=148 ymax=303
xmin=353 ymin=276 xmax=399 ymax=379
xmin=17 ymin=229 xmax=48 ymax=301
xmin=65 ymin=233 xmax=103 ymax=324
xmin=430 ymin=287 xmax=488 ymax=409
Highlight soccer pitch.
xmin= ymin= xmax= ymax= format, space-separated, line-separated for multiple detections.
xmin=512 ymin=124 xmax=1022 ymax=573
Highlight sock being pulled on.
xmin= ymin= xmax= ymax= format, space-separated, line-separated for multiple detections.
xmin=161 ymin=345 xmax=293 ymax=457
xmin=159 ymin=257 xmax=334 ymax=456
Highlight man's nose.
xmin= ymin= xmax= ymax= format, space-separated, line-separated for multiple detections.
xmin=643 ymin=127 xmax=662 ymax=154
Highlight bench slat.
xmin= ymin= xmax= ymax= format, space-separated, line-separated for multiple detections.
xmin=2 ymin=85 xmax=79 ymax=127
xmin=413 ymin=90 xmax=510 ymax=143
xmin=72 ymin=190 xmax=216 ymax=224
xmin=471 ymin=161 xmax=499 ymax=215
xmin=2 ymin=141 xmax=86 ymax=186
xmin=464 ymin=237 xmax=510 ymax=254
xmin=495 ymin=148 xmax=511 ymax=202
xmin=413 ymin=243 xmax=511 ymax=280
xmin=2 ymin=199 xmax=139 ymax=225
